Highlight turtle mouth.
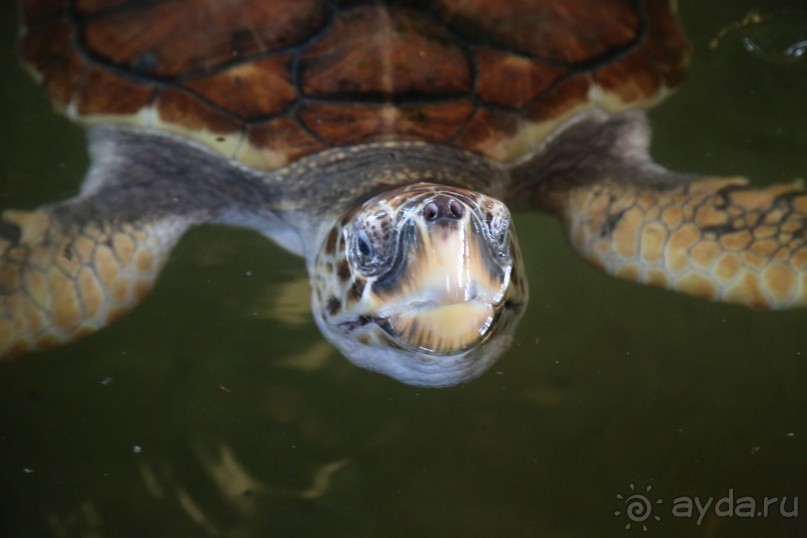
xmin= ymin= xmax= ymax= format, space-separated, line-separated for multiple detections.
xmin=375 ymin=298 xmax=503 ymax=355
xmin=363 ymin=197 xmax=513 ymax=356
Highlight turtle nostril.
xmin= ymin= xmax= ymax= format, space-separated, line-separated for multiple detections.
xmin=447 ymin=199 xmax=463 ymax=219
xmin=423 ymin=202 xmax=439 ymax=221
xmin=424 ymin=196 xmax=464 ymax=221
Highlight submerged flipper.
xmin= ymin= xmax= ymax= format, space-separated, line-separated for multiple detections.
xmin=0 ymin=207 xmax=190 ymax=357
xmin=563 ymin=175 xmax=807 ymax=308
xmin=517 ymin=110 xmax=807 ymax=308
xmin=0 ymin=127 xmax=273 ymax=358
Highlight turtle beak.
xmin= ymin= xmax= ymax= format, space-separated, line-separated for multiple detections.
xmin=371 ymin=195 xmax=511 ymax=355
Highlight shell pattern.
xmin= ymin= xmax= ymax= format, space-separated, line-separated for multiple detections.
xmin=21 ymin=0 xmax=689 ymax=169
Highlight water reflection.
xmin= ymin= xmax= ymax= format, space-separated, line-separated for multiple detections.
xmin=711 ymin=8 xmax=807 ymax=66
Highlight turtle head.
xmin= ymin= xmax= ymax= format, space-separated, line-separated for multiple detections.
xmin=311 ymin=183 xmax=527 ymax=387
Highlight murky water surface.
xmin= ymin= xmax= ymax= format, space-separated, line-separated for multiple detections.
xmin=1 ymin=2 xmax=806 ymax=537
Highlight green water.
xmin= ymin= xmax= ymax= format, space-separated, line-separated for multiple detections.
xmin=1 ymin=2 xmax=807 ymax=537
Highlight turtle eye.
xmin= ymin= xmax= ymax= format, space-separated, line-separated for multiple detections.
xmin=356 ymin=228 xmax=374 ymax=258
xmin=350 ymin=225 xmax=386 ymax=275
xmin=349 ymin=210 xmax=396 ymax=276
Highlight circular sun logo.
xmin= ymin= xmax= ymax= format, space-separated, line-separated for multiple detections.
xmin=614 ymin=483 xmax=663 ymax=531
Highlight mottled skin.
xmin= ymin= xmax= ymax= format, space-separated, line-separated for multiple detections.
xmin=3 ymin=0 xmax=807 ymax=386
xmin=568 ymin=179 xmax=807 ymax=307
xmin=522 ymin=111 xmax=807 ymax=308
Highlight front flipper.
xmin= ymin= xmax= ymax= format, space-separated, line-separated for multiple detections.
xmin=564 ymin=176 xmax=807 ymax=308
xmin=0 ymin=207 xmax=189 ymax=357
xmin=0 ymin=127 xmax=274 ymax=358
xmin=516 ymin=111 xmax=807 ymax=309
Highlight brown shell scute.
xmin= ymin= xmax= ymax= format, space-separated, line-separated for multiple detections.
xmin=81 ymin=0 xmax=327 ymax=78
xmin=21 ymin=0 xmax=690 ymax=168
xmin=474 ymin=49 xmax=566 ymax=108
xmin=157 ymin=89 xmax=242 ymax=135
xmin=247 ymin=119 xmax=323 ymax=166
xmin=76 ymin=68 xmax=154 ymax=116
xmin=301 ymin=6 xmax=472 ymax=99
xmin=439 ymin=0 xmax=638 ymax=62
xmin=593 ymin=0 xmax=692 ymax=102
xmin=299 ymin=101 xmax=475 ymax=146
xmin=183 ymin=56 xmax=296 ymax=119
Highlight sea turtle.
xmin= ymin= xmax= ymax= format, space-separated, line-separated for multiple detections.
xmin=2 ymin=0 xmax=806 ymax=386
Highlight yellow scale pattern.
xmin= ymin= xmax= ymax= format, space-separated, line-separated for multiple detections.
xmin=0 ymin=209 xmax=171 ymax=357
xmin=564 ymin=177 xmax=807 ymax=308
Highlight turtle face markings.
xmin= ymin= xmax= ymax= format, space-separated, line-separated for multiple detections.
xmin=311 ymin=182 xmax=527 ymax=387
